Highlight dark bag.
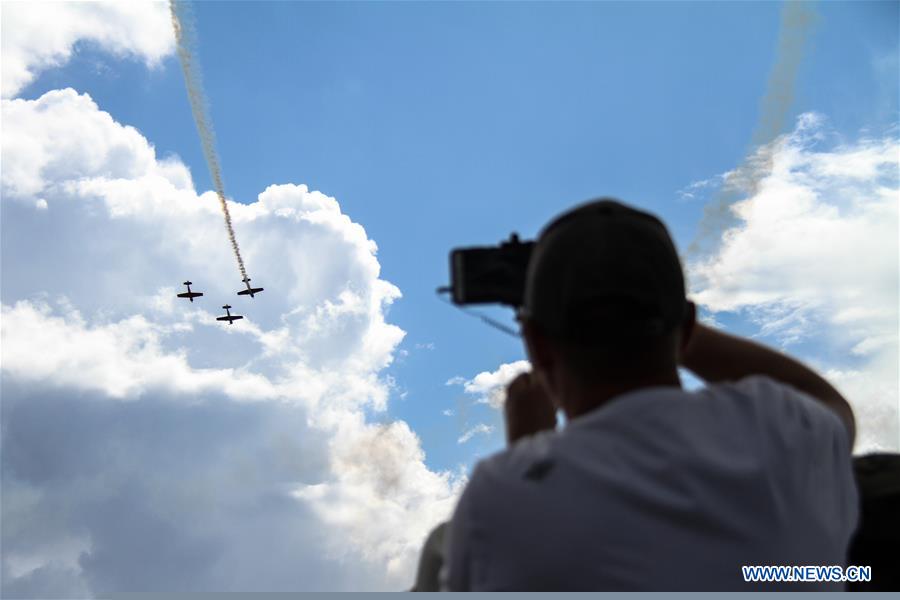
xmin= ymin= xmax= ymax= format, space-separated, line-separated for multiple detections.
xmin=848 ymin=453 xmax=900 ymax=591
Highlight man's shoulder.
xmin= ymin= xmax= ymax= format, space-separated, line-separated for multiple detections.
xmin=466 ymin=376 xmax=850 ymax=491
xmin=711 ymin=375 xmax=848 ymax=435
xmin=695 ymin=375 xmax=855 ymax=469
xmin=469 ymin=429 xmax=558 ymax=489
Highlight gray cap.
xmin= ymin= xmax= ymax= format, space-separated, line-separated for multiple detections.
xmin=521 ymin=199 xmax=686 ymax=343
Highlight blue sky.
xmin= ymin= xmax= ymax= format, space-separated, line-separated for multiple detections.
xmin=2 ymin=1 xmax=898 ymax=593
xmin=24 ymin=0 xmax=893 ymax=470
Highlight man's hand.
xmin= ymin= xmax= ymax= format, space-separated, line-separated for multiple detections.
xmin=503 ymin=372 xmax=557 ymax=445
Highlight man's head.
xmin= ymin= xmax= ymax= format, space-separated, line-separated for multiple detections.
xmin=518 ymin=198 xmax=695 ymax=416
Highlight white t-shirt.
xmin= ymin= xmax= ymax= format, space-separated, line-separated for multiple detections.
xmin=443 ymin=376 xmax=858 ymax=591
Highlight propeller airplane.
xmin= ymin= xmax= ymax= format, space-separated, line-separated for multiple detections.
xmin=177 ymin=281 xmax=203 ymax=302
xmin=216 ymin=304 xmax=243 ymax=325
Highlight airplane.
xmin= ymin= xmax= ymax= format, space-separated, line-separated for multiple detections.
xmin=176 ymin=281 xmax=203 ymax=302
xmin=216 ymin=304 xmax=243 ymax=325
xmin=237 ymin=277 xmax=264 ymax=298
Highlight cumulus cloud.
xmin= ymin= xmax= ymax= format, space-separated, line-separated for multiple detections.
xmin=1 ymin=1 xmax=174 ymax=98
xmin=447 ymin=360 xmax=531 ymax=410
xmin=689 ymin=112 xmax=899 ymax=453
xmin=1 ymin=88 xmax=459 ymax=594
xmin=294 ymin=420 xmax=464 ymax=578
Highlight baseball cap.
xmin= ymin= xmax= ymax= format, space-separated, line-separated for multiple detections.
xmin=520 ymin=198 xmax=687 ymax=343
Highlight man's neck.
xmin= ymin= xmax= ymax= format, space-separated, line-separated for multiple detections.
xmin=563 ymin=368 xmax=682 ymax=420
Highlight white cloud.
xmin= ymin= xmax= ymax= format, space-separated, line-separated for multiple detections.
xmin=448 ymin=360 xmax=531 ymax=409
xmin=295 ymin=420 xmax=465 ymax=577
xmin=2 ymin=87 xmax=192 ymax=198
xmin=1 ymin=1 xmax=174 ymax=98
xmin=676 ymin=175 xmax=724 ymax=202
xmin=457 ymin=423 xmax=495 ymax=444
xmin=689 ymin=113 xmax=899 ymax=453
xmin=1 ymin=298 xmax=277 ymax=401
xmin=1 ymin=88 xmax=459 ymax=594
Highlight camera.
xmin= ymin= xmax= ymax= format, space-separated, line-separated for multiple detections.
xmin=446 ymin=233 xmax=535 ymax=307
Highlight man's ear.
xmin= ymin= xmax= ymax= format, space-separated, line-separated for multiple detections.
xmin=679 ymin=301 xmax=697 ymax=354
xmin=522 ymin=320 xmax=556 ymax=388
xmin=522 ymin=320 xmax=547 ymax=369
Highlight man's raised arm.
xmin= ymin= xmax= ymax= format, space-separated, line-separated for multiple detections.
xmin=680 ymin=320 xmax=856 ymax=447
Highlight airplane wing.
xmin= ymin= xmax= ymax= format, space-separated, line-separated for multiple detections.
xmin=177 ymin=292 xmax=203 ymax=298
xmin=237 ymin=290 xmax=251 ymax=296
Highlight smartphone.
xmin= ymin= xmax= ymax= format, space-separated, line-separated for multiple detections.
xmin=449 ymin=234 xmax=535 ymax=307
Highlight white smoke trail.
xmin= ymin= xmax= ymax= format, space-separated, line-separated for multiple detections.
xmin=689 ymin=1 xmax=818 ymax=257
xmin=169 ymin=0 xmax=248 ymax=282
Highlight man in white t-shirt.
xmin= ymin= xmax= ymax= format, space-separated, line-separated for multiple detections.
xmin=442 ymin=199 xmax=858 ymax=591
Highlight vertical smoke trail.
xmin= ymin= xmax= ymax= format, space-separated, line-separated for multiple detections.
xmin=169 ymin=0 xmax=248 ymax=281
xmin=689 ymin=1 xmax=818 ymax=257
